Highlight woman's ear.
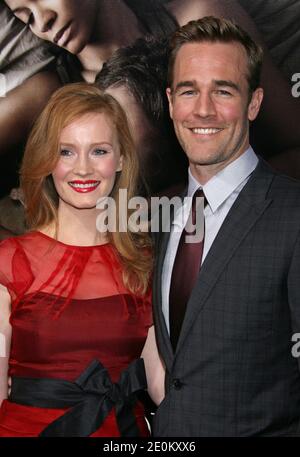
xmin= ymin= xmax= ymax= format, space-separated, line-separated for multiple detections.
xmin=117 ymin=155 xmax=123 ymax=172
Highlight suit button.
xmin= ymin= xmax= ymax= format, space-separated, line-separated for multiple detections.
xmin=172 ymin=378 xmax=183 ymax=390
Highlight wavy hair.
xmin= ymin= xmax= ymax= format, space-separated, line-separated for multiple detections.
xmin=20 ymin=83 xmax=152 ymax=295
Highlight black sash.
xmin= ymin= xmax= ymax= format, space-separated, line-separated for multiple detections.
xmin=9 ymin=358 xmax=147 ymax=437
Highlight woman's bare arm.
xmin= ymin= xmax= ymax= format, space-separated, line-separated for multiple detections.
xmin=0 ymin=284 xmax=12 ymax=407
xmin=141 ymin=325 xmax=165 ymax=406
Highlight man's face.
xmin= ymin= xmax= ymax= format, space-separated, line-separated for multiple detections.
xmin=167 ymin=41 xmax=263 ymax=181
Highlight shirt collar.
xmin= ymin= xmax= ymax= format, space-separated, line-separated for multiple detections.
xmin=188 ymin=147 xmax=258 ymax=213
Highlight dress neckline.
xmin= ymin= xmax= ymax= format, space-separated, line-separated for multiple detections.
xmin=33 ymin=230 xmax=111 ymax=250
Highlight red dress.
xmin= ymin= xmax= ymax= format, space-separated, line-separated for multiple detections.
xmin=0 ymin=231 xmax=152 ymax=437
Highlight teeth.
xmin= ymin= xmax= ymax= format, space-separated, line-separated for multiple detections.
xmin=192 ymin=128 xmax=221 ymax=134
xmin=69 ymin=182 xmax=99 ymax=189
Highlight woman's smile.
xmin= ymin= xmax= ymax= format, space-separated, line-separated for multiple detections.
xmin=68 ymin=180 xmax=100 ymax=193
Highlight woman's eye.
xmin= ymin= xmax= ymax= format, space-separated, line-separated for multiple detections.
xmin=27 ymin=12 xmax=34 ymax=25
xmin=14 ymin=10 xmax=33 ymax=26
xmin=60 ymin=149 xmax=72 ymax=156
xmin=93 ymin=148 xmax=108 ymax=155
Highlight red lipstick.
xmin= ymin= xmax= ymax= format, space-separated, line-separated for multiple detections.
xmin=68 ymin=180 xmax=100 ymax=193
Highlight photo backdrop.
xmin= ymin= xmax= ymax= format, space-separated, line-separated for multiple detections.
xmin=0 ymin=0 xmax=299 ymax=238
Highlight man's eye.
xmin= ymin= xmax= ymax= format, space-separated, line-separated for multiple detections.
xmin=180 ymin=90 xmax=196 ymax=96
xmin=216 ymin=90 xmax=232 ymax=96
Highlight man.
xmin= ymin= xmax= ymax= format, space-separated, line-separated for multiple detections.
xmin=152 ymin=16 xmax=300 ymax=436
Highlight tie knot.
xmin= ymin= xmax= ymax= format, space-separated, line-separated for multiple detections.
xmin=193 ymin=188 xmax=205 ymax=204
xmin=191 ymin=188 xmax=206 ymax=223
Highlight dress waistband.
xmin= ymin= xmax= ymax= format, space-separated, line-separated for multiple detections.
xmin=9 ymin=358 xmax=147 ymax=437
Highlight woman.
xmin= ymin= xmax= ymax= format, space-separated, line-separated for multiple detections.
xmin=0 ymin=83 xmax=164 ymax=436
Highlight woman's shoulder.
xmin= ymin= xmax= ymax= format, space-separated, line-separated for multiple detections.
xmin=0 ymin=232 xmax=39 ymax=297
xmin=0 ymin=233 xmax=21 ymax=254
xmin=0 ymin=230 xmax=37 ymax=248
xmin=0 ymin=231 xmax=53 ymax=263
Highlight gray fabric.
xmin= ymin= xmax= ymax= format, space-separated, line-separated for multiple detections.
xmin=153 ymin=159 xmax=300 ymax=436
xmin=0 ymin=4 xmax=54 ymax=93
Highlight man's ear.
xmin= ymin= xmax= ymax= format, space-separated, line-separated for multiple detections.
xmin=248 ymin=87 xmax=264 ymax=121
xmin=166 ymin=87 xmax=174 ymax=120
xmin=116 ymin=155 xmax=123 ymax=172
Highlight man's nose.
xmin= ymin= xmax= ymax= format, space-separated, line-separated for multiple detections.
xmin=193 ymin=92 xmax=216 ymax=118
xmin=33 ymin=9 xmax=56 ymax=34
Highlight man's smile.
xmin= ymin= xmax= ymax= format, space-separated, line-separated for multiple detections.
xmin=190 ymin=127 xmax=223 ymax=135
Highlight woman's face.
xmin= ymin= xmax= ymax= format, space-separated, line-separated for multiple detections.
xmin=52 ymin=112 xmax=123 ymax=212
xmin=5 ymin=0 xmax=98 ymax=54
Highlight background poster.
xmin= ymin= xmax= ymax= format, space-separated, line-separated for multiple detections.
xmin=0 ymin=0 xmax=299 ymax=239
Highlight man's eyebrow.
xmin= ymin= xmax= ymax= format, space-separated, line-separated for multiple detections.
xmin=173 ymin=80 xmax=196 ymax=93
xmin=173 ymin=79 xmax=241 ymax=94
xmin=213 ymin=80 xmax=241 ymax=92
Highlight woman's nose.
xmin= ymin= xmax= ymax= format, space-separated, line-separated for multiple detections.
xmin=73 ymin=155 xmax=94 ymax=176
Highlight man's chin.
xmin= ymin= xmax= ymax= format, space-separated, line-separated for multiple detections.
xmin=189 ymin=154 xmax=224 ymax=167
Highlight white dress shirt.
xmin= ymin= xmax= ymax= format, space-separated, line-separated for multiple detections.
xmin=161 ymin=147 xmax=259 ymax=333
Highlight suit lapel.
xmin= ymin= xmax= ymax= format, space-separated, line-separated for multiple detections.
xmin=152 ymin=191 xmax=187 ymax=369
xmin=175 ymin=160 xmax=275 ymax=354
xmin=154 ymin=233 xmax=173 ymax=368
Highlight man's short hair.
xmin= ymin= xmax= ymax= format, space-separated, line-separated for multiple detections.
xmin=168 ymin=16 xmax=264 ymax=95
xmin=96 ymin=37 xmax=171 ymax=129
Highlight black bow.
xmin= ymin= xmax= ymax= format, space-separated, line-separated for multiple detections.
xmin=10 ymin=358 xmax=147 ymax=437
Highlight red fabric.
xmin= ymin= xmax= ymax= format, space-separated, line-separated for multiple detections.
xmin=0 ymin=231 xmax=152 ymax=436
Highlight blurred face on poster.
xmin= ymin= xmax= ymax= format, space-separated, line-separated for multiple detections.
xmin=105 ymin=85 xmax=160 ymax=174
xmin=5 ymin=0 xmax=98 ymax=54
xmin=105 ymin=83 xmax=187 ymax=194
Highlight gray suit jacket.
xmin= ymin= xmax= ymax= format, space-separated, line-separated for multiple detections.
xmin=152 ymin=159 xmax=300 ymax=436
